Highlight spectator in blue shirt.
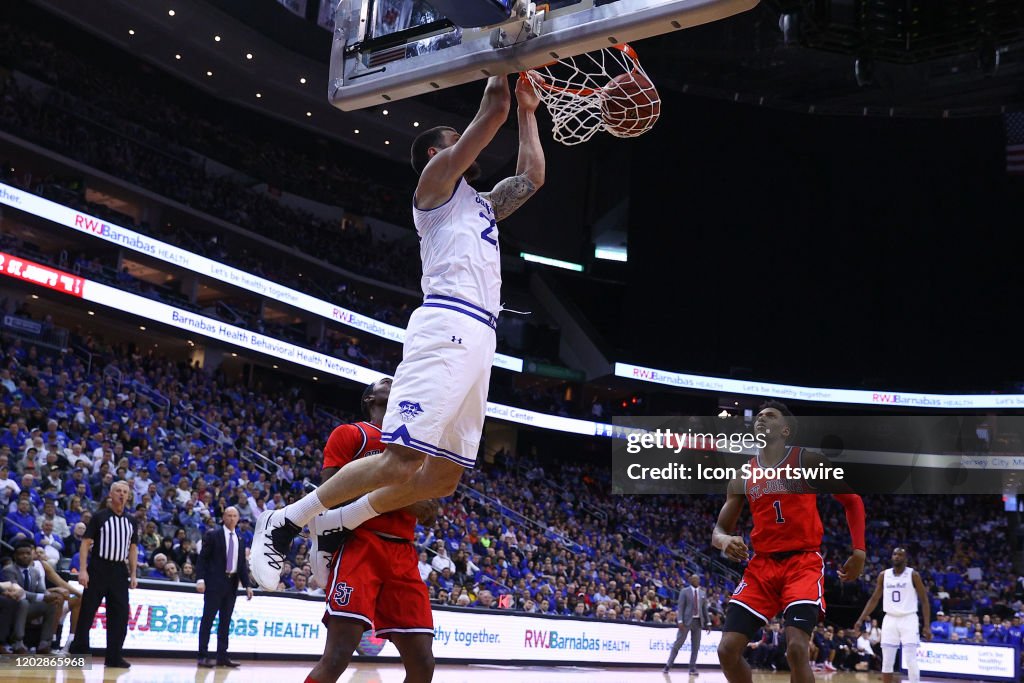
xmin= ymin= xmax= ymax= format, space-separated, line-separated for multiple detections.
xmin=0 ymin=422 xmax=26 ymax=451
xmin=930 ymin=612 xmax=952 ymax=640
xmin=1006 ymin=617 xmax=1022 ymax=646
xmin=178 ymin=501 xmax=202 ymax=529
xmin=18 ymin=471 xmax=42 ymax=509
xmin=147 ymin=553 xmax=170 ymax=579
xmin=5 ymin=497 xmax=38 ymax=541
xmin=981 ymin=614 xmax=995 ymax=640
xmin=986 ymin=618 xmax=1008 ymax=644
xmin=437 ymin=567 xmax=455 ymax=593
xmin=63 ymin=467 xmax=87 ymax=497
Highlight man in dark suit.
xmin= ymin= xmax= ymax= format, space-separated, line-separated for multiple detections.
xmin=665 ymin=573 xmax=712 ymax=674
xmin=196 ymin=506 xmax=252 ymax=667
xmin=749 ymin=621 xmax=786 ymax=670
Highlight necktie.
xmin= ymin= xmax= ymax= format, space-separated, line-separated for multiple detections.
xmin=23 ymin=568 xmax=30 ymax=589
xmin=226 ymin=531 xmax=235 ymax=574
xmin=692 ymin=587 xmax=699 ymax=618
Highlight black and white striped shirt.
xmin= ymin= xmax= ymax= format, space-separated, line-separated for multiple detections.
xmin=84 ymin=508 xmax=138 ymax=563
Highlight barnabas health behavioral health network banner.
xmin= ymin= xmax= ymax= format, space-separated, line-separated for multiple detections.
xmin=75 ymin=584 xmax=1017 ymax=679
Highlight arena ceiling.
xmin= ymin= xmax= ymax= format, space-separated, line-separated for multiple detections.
xmin=29 ymin=1 xmax=1024 ymax=171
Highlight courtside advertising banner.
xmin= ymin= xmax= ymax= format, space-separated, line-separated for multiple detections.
xmin=82 ymin=586 xmax=719 ymax=663
xmin=73 ymin=586 xmax=1017 ymax=679
xmin=904 ymin=640 xmax=1018 ymax=681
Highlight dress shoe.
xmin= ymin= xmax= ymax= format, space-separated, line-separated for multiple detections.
xmin=36 ymin=645 xmax=52 ymax=655
xmin=12 ymin=643 xmax=28 ymax=655
xmin=198 ymin=658 xmax=216 ymax=668
xmin=217 ymin=658 xmax=241 ymax=667
xmin=105 ymin=659 xmax=132 ymax=668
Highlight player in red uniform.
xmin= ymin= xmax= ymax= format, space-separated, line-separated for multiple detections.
xmin=712 ymin=401 xmax=866 ymax=683
xmin=305 ymin=377 xmax=437 ymax=683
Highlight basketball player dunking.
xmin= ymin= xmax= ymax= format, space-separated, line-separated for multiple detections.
xmin=251 ymin=73 xmax=546 ymax=590
xmin=712 ymin=402 xmax=866 ymax=683
xmin=855 ymin=547 xmax=931 ymax=683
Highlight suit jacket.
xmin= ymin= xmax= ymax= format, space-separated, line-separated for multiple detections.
xmin=759 ymin=628 xmax=785 ymax=649
xmin=3 ymin=560 xmax=46 ymax=601
xmin=196 ymin=526 xmax=249 ymax=594
xmin=677 ymin=585 xmax=711 ymax=627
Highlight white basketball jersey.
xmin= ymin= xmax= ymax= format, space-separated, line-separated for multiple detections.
xmin=413 ymin=178 xmax=501 ymax=317
xmin=882 ymin=567 xmax=918 ymax=615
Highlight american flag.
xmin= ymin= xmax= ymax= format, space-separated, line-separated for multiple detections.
xmin=1007 ymin=112 xmax=1024 ymax=175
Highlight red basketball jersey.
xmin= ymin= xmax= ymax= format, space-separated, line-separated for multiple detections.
xmin=322 ymin=422 xmax=416 ymax=540
xmin=744 ymin=447 xmax=823 ymax=554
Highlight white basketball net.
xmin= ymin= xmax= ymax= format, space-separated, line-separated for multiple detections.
xmin=524 ymin=44 xmax=661 ymax=146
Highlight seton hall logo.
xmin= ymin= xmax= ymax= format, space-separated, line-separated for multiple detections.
xmin=333 ymin=581 xmax=354 ymax=606
xmin=398 ymin=401 xmax=424 ymax=422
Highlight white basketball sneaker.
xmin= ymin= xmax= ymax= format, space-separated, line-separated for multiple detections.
xmin=250 ymin=508 xmax=302 ymax=591
xmin=310 ymin=508 xmax=347 ymax=590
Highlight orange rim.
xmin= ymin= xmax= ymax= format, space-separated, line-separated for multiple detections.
xmin=520 ymin=44 xmax=642 ymax=97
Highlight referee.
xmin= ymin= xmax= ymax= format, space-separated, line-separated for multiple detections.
xmin=68 ymin=480 xmax=138 ymax=668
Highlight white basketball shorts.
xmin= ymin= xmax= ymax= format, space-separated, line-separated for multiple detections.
xmin=381 ymin=299 xmax=496 ymax=468
xmin=881 ymin=612 xmax=920 ymax=646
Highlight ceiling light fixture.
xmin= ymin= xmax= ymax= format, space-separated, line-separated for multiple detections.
xmin=168 ymin=10 xmax=175 ymax=17
xmin=214 ymin=35 xmax=221 ymax=42
xmin=300 ymin=77 xmax=307 ymax=84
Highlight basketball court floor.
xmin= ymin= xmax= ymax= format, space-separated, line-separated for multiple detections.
xmin=2 ymin=659 xmax=964 ymax=683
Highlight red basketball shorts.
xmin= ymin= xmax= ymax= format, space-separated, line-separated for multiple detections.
xmin=324 ymin=530 xmax=434 ymax=639
xmin=728 ymin=551 xmax=825 ymax=623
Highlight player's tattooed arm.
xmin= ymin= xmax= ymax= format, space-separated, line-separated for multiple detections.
xmin=481 ymin=173 xmax=538 ymax=222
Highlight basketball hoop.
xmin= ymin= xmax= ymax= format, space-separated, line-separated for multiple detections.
xmin=522 ymin=44 xmax=661 ymax=146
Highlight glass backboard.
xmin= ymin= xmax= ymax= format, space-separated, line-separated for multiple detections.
xmin=328 ymin=0 xmax=760 ymax=111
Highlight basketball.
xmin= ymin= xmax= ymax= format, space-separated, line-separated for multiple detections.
xmin=601 ymin=71 xmax=661 ymax=137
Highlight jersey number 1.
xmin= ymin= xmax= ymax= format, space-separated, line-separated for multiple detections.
xmin=773 ymin=500 xmax=785 ymax=524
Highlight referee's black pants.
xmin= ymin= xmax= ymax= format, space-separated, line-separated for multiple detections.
xmin=70 ymin=560 xmax=130 ymax=664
